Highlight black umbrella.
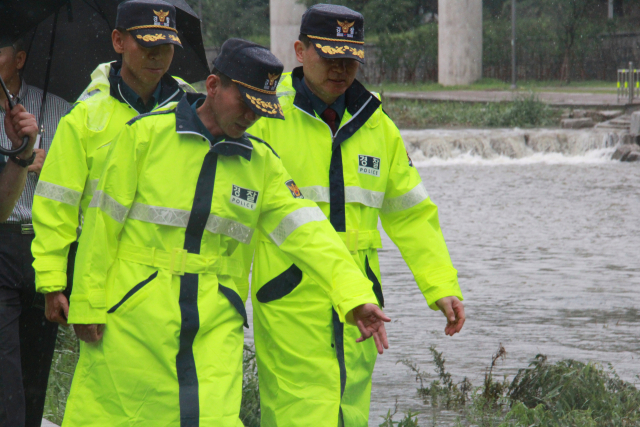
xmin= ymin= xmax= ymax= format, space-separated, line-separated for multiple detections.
xmin=0 ymin=0 xmax=209 ymax=155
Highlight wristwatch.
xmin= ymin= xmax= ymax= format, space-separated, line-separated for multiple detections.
xmin=9 ymin=151 xmax=36 ymax=168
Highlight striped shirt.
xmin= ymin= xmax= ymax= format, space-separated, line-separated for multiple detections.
xmin=0 ymin=80 xmax=70 ymax=224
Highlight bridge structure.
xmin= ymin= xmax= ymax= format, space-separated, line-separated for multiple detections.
xmin=269 ymin=0 xmax=483 ymax=86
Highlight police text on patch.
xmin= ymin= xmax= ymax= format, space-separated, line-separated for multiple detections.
xmin=230 ymin=185 xmax=259 ymax=210
xmin=358 ymin=155 xmax=381 ymax=177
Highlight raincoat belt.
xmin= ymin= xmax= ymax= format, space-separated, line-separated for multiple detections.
xmin=116 ymin=242 xmax=243 ymax=277
xmin=337 ymin=230 xmax=382 ymax=254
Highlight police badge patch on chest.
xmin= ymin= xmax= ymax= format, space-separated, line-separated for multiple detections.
xmin=358 ymin=155 xmax=381 ymax=177
xmin=230 ymin=185 xmax=259 ymax=210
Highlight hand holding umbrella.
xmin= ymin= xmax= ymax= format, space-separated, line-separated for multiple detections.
xmin=0 ymin=75 xmax=30 ymax=155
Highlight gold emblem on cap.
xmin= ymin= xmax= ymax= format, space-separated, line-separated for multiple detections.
xmin=337 ymin=20 xmax=355 ymax=34
xmin=267 ymin=73 xmax=280 ymax=87
xmin=137 ymin=33 xmax=167 ymax=42
xmin=154 ymin=10 xmax=170 ymax=23
xmin=315 ymin=43 xmax=364 ymax=59
xmin=245 ymin=93 xmax=283 ymax=116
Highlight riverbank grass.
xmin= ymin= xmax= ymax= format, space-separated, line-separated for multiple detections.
xmin=383 ymin=95 xmax=561 ymax=129
xmin=45 ymin=334 xmax=640 ymax=426
xmin=369 ymin=79 xmax=615 ymax=94
xmin=389 ymin=346 xmax=640 ymax=427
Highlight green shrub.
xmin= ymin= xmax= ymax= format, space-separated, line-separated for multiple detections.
xmin=43 ymin=325 xmax=79 ymax=425
xmin=392 ymin=348 xmax=640 ymax=427
xmin=378 ymin=401 xmax=421 ymax=427
xmin=240 ymin=344 xmax=261 ymax=427
xmin=378 ymin=24 xmax=438 ymax=82
xmin=383 ymin=96 xmax=559 ymax=129
xmin=506 ymin=355 xmax=640 ymax=426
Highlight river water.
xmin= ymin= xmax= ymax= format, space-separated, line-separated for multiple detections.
xmin=245 ymin=131 xmax=640 ymax=426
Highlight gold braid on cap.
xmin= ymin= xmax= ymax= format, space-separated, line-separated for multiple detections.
xmin=307 ymin=35 xmax=364 ymax=44
xmin=232 ymin=80 xmax=277 ymax=95
xmin=127 ymin=25 xmax=178 ymax=33
xmin=314 ymin=43 xmax=364 ymax=59
xmin=244 ymin=93 xmax=283 ymax=116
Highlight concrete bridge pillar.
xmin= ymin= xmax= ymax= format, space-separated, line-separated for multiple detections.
xmin=438 ymin=0 xmax=483 ymax=86
xmin=270 ymin=0 xmax=307 ymax=72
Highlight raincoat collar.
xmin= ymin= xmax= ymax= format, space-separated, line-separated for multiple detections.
xmin=290 ymin=66 xmax=381 ymax=150
xmin=175 ymin=93 xmax=253 ymax=161
xmin=117 ymin=67 xmax=162 ymax=113
xmin=299 ymin=77 xmax=346 ymax=123
xmin=108 ymin=61 xmax=184 ymax=115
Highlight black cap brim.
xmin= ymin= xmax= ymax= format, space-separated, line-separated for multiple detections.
xmin=237 ymin=85 xmax=284 ymax=120
xmin=310 ymin=38 xmax=364 ymax=64
xmin=130 ymin=28 xmax=182 ymax=48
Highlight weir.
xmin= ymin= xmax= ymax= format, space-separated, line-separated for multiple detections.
xmin=401 ymin=129 xmax=622 ymax=160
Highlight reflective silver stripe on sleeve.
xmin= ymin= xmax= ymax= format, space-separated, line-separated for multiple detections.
xmin=299 ymin=186 xmax=330 ymax=203
xmin=300 ymin=186 xmax=384 ymax=208
xmin=345 ymin=187 xmax=385 ymax=209
xmin=34 ymin=181 xmax=82 ymax=207
xmin=381 ymin=183 xmax=429 ymax=214
xmin=206 ymin=215 xmax=254 ymax=245
xmin=269 ymin=206 xmax=327 ymax=246
xmin=81 ymin=179 xmax=99 ymax=201
xmin=128 ymin=202 xmax=253 ymax=244
xmin=128 ymin=203 xmax=190 ymax=227
xmin=88 ymin=190 xmax=129 ymax=223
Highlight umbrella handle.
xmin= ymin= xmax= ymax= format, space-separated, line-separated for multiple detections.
xmin=0 ymin=75 xmax=31 ymax=156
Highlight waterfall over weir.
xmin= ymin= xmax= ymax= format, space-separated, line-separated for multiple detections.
xmin=401 ymin=129 xmax=622 ymax=164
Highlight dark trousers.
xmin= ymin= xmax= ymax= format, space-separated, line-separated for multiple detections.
xmin=0 ymin=229 xmax=63 ymax=427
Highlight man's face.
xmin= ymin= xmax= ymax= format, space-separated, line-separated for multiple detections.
xmin=296 ymin=41 xmax=359 ymax=103
xmin=0 ymin=46 xmax=25 ymax=88
xmin=113 ymin=30 xmax=174 ymax=86
xmin=208 ymin=76 xmax=259 ymax=139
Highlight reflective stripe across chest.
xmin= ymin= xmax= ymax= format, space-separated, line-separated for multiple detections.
xmin=282 ymin=111 xmax=387 ymax=209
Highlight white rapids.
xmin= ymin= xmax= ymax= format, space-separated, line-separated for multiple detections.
xmin=401 ymin=128 xmax=622 ymax=165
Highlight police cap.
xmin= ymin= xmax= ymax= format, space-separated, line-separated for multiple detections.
xmin=300 ymin=4 xmax=365 ymax=64
xmin=116 ymin=0 xmax=182 ymax=48
xmin=213 ymin=38 xmax=285 ymax=120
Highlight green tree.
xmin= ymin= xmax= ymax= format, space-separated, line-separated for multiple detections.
xmin=518 ymin=0 xmax=599 ymax=83
xmin=298 ymin=0 xmax=436 ymax=35
xmin=185 ymin=0 xmax=270 ymax=47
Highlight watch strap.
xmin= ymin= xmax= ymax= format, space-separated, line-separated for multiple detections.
xmin=9 ymin=151 xmax=36 ymax=168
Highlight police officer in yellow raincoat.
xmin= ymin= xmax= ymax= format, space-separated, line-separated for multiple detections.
xmin=248 ymin=5 xmax=466 ymax=426
xmin=31 ymin=0 xmax=193 ymax=325
xmin=62 ymin=38 xmax=390 ymax=427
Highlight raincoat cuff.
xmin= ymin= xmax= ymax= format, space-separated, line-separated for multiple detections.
xmin=338 ymin=294 xmax=380 ymax=325
xmin=33 ymin=255 xmax=68 ymax=272
xmin=413 ymin=265 xmax=463 ymax=311
xmin=330 ymin=277 xmax=378 ymax=324
xmin=36 ymin=271 xmax=67 ymax=294
xmin=67 ymin=293 xmax=107 ymax=324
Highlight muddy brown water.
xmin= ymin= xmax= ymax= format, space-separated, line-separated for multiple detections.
xmin=246 ymin=153 xmax=640 ymax=426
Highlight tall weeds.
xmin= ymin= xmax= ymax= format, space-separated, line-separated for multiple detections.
xmin=395 ymin=346 xmax=640 ymax=427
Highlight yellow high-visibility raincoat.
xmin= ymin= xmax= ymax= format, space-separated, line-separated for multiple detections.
xmin=32 ymin=61 xmax=192 ymax=294
xmin=62 ymin=93 xmax=379 ymax=426
xmin=248 ymin=68 xmax=464 ymax=427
